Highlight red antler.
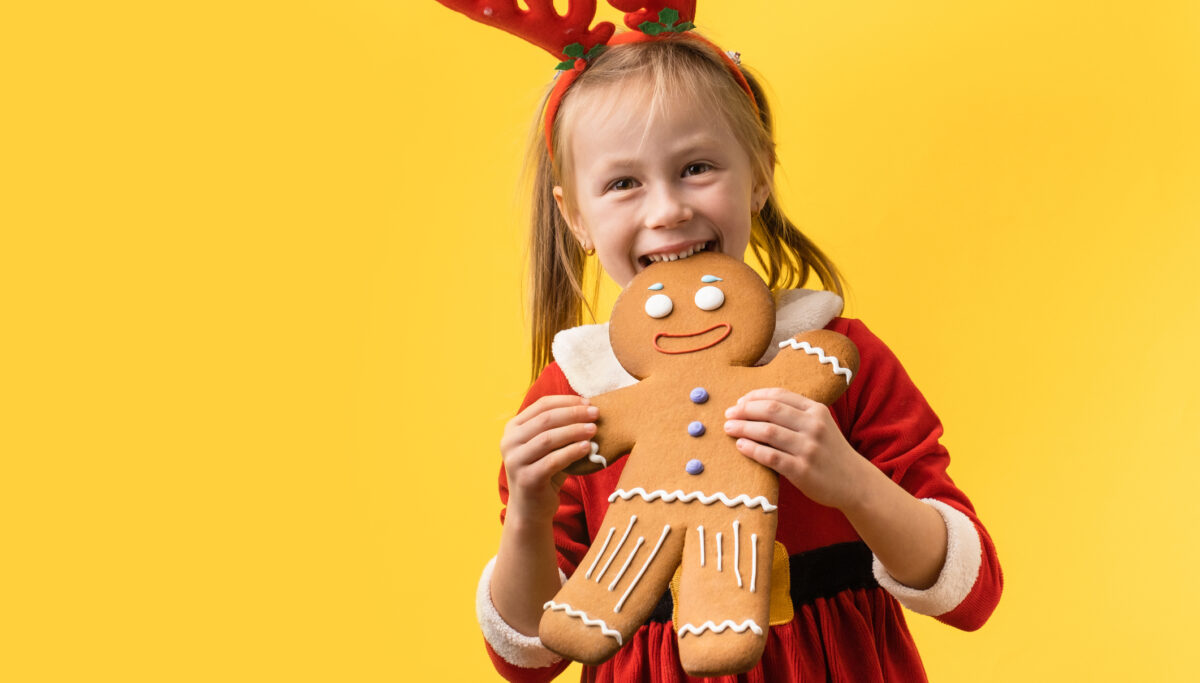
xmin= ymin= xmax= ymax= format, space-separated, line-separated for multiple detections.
xmin=435 ymin=0 xmax=616 ymax=60
xmin=607 ymin=1 xmax=696 ymax=31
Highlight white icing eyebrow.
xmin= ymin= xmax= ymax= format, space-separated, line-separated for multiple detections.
xmin=648 ymin=283 xmax=664 ymax=290
xmin=701 ymin=275 xmax=722 ymax=282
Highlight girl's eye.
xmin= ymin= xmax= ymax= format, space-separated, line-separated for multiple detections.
xmin=607 ymin=177 xmax=638 ymax=192
xmin=683 ymin=162 xmax=712 ymax=176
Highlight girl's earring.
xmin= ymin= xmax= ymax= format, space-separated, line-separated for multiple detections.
xmin=582 ymin=240 xmax=596 ymax=256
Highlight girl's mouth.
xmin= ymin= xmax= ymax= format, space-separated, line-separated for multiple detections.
xmin=653 ymin=323 xmax=731 ymax=354
xmin=638 ymin=240 xmax=716 ymax=269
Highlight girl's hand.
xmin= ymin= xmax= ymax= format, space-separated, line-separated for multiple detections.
xmin=723 ymin=388 xmax=870 ymax=512
xmin=500 ymin=395 xmax=598 ymax=522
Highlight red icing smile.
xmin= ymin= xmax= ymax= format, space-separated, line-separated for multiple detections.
xmin=653 ymin=323 xmax=732 ymax=355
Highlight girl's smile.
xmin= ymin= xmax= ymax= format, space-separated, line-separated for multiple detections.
xmin=554 ymin=83 xmax=770 ymax=287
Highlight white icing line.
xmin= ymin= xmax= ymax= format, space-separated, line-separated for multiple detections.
xmin=607 ymin=536 xmax=646 ymax=591
xmin=587 ymin=441 xmax=607 ymax=468
xmin=733 ymin=520 xmax=743 ymax=589
xmin=751 ymin=534 xmax=758 ymax=593
xmin=594 ymin=514 xmax=637 ymax=583
xmin=614 ymin=525 xmax=671 ymax=613
xmin=585 ymin=526 xmax=616 ymax=580
xmin=777 ymin=339 xmax=853 ymax=384
xmin=716 ymin=532 xmax=723 ymax=572
xmin=608 ymin=488 xmax=778 ymax=512
xmin=543 ymin=600 xmax=623 ymax=646
xmin=677 ymin=619 xmax=764 ymax=638
xmin=698 ymin=525 xmax=706 ymax=568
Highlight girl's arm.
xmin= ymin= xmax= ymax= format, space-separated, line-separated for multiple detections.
xmin=492 ymin=393 xmax=598 ymax=636
xmin=490 ymin=379 xmax=643 ymax=633
xmin=724 ymin=388 xmax=947 ymax=588
xmin=724 ymin=318 xmax=1002 ymax=629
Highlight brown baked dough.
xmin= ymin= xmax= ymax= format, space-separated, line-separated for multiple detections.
xmin=539 ymin=252 xmax=859 ymax=676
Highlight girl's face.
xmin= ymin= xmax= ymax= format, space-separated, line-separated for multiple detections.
xmin=554 ymin=84 xmax=770 ymax=288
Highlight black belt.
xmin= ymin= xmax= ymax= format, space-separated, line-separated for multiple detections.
xmin=647 ymin=541 xmax=878 ymax=623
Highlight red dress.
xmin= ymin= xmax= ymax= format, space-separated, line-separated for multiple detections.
xmin=481 ymin=318 xmax=1003 ymax=682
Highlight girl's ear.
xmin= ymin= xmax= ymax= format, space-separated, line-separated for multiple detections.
xmin=553 ymin=185 xmax=594 ymax=251
xmin=752 ymin=166 xmax=775 ymax=213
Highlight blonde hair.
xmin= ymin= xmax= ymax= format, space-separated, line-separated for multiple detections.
xmin=525 ymin=36 xmax=844 ymax=379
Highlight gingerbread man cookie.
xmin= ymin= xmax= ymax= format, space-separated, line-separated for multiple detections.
xmin=538 ymin=252 xmax=860 ymax=676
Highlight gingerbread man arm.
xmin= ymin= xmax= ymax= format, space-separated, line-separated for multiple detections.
xmin=761 ymin=329 xmax=860 ymax=405
xmin=562 ymin=381 xmax=647 ymax=475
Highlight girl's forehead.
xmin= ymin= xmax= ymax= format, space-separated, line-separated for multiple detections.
xmin=565 ymin=79 xmax=732 ymax=151
xmin=573 ymin=78 xmax=704 ymax=127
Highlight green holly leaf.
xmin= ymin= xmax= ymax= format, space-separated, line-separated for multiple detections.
xmin=658 ymin=8 xmax=680 ymax=27
xmin=585 ymin=44 xmax=606 ymax=60
xmin=563 ymin=43 xmax=584 ymax=58
xmin=674 ymin=21 xmax=694 ymax=32
xmin=555 ymin=59 xmax=575 ymax=70
xmin=639 ymin=21 xmax=663 ymax=35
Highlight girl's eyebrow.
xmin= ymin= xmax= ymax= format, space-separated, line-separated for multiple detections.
xmin=591 ymin=138 xmax=724 ymax=172
xmin=593 ymin=157 xmax=640 ymax=172
xmin=678 ymin=136 xmax=722 ymax=151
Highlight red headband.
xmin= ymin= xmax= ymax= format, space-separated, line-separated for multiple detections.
xmin=434 ymin=1 xmax=757 ymax=161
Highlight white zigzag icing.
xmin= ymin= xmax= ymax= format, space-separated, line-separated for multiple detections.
xmin=543 ymin=601 xmax=623 ymax=645
xmin=778 ymin=339 xmax=853 ymax=384
xmin=677 ymin=619 xmax=764 ymax=638
xmin=608 ymin=488 xmax=778 ymax=512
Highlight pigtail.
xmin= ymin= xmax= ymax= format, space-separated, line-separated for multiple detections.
xmin=740 ymin=67 xmax=845 ymax=297
xmin=526 ymin=111 xmax=594 ymax=381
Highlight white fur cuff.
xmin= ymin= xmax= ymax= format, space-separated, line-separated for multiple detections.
xmin=872 ymin=498 xmax=983 ymax=616
xmin=476 ymin=556 xmax=567 ymax=668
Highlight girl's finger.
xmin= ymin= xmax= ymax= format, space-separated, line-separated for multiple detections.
xmin=724 ymin=398 xmax=807 ymax=431
xmin=507 ymin=438 xmax=596 ymax=492
xmin=537 ymin=439 xmax=602 ymax=480
xmin=723 ymin=418 xmax=801 ymax=454
xmin=505 ymin=402 xmax=599 ymax=449
xmin=511 ymin=395 xmax=590 ymax=427
xmin=507 ymin=420 xmax=597 ymax=466
xmin=736 ymin=387 xmax=818 ymax=410
xmin=732 ymin=437 xmax=800 ymax=480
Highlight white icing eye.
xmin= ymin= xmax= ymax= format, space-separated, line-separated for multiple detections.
xmin=645 ymin=293 xmax=674 ymax=318
xmin=694 ymin=285 xmax=725 ymax=311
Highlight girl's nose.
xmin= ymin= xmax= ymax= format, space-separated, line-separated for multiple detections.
xmin=644 ymin=184 xmax=693 ymax=229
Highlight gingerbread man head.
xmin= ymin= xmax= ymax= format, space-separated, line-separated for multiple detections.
xmin=609 ymin=252 xmax=776 ymax=379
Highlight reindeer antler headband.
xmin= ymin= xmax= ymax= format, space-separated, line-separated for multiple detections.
xmin=434 ymin=1 xmax=757 ymax=160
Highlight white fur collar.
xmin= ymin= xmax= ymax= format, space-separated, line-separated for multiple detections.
xmin=551 ymin=288 xmax=844 ymax=398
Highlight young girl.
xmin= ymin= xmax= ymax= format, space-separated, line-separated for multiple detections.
xmin=466 ymin=11 xmax=1003 ymax=683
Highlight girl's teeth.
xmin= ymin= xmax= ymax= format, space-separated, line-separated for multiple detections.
xmin=648 ymin=242 xmax=709 ymax=264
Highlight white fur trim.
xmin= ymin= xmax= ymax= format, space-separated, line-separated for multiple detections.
xmin=553 ymin=288 xmax=844 ymax=396
xmin=872 ymin=498 xmax=983 ymax=617
xmin=552 ymin=322 xmax=637 ymax=397
xmin=758 ymin=290 xmax=845 ymax=364
xmin=476 ymin=556 xmax=567 ymax=668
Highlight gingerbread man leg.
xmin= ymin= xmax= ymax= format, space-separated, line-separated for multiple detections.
xmin=674 ymin=506 xmax=776 ymax=676
xmin=539 ymin=498 xmax=685 ymax=665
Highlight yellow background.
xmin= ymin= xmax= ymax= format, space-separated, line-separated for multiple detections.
xmin=3 ymin=1 xmax=1198 ymax=680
